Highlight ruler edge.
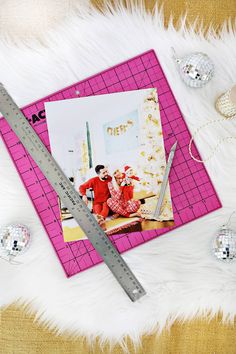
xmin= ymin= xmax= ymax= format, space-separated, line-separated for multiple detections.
xmin=0 ymin=89 xmax=147 ymax=302
xmin=0 ymin=49 xmax=223 ymax=277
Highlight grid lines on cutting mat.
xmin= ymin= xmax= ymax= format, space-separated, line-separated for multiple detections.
xmin=0 ymin=50 xmax=221 ymax=277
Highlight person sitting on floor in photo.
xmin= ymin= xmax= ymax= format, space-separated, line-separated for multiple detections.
xmin=107 ymin=169 xmax=141 ymax=218
xmin=79 ymin=165 xmax=112 ymax=225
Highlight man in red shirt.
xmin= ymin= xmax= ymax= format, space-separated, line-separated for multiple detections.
xmin=79 ymin=165 xmax=112 ymax=220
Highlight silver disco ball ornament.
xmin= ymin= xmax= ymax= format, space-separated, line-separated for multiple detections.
xmin=213 ymin=226 xmax=236 ymax=262
xmin=172 ymin=48 xmax=214 ymax=88
xmin=0 ymin=224 xmax=30 ymax=261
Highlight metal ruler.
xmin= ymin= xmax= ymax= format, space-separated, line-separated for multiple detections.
xmin=0 ymin=83 xmax=146 ymax=302
xmin=153 ymin=141 xmax=177 ymax=220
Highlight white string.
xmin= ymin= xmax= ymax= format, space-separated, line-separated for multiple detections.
xmin=225 ymin=211 xmax=236 ymax=227
xmin=0 ymin=255 xmax=22 ymax=265
xmin=189 ymin=116 xmax=236 ymax=163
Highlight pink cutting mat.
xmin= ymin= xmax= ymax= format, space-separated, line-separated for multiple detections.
xmin=0 ymin=50 xmax=221 ymax=277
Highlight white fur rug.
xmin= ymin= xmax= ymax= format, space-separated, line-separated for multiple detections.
xmin=0 ymin=1 xmax=236 ymax=347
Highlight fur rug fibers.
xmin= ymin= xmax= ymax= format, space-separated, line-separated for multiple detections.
xmin=0 ymin=1 xmax=236 ymax=347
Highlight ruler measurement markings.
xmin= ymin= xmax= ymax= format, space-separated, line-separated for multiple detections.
xmin=0 ymin=84 xmax=146 ymax=302
xmin=0 ymin=51 xmax=221 ymax=288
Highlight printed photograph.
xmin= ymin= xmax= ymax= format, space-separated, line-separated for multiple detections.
xmin=45 ymin=88 xmax=175 ymax=242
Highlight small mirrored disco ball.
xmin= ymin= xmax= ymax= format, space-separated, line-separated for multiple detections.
xmin=174 ymin=51 xmax=214 ymax=88
xmin=0 ymin=224 xmax=30 ymax=260
xmin=213 ymin=226 xmax=236 ymax=262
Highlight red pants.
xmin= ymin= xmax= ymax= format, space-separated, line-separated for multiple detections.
xmin=93 ymin=202 xmax=109 ymax=218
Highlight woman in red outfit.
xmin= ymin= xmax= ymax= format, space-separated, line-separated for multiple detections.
xmin=107 ymin=170 xmax=141 ymax=218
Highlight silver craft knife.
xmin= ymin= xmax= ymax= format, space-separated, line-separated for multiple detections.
xmin=153 ymin=141 xmax=177 ymax=220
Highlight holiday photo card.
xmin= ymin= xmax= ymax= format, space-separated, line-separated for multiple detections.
xmin=45 ymin=88 xmax=175 ymax=242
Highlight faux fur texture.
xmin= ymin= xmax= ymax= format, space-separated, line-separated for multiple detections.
xmin=0 ymin=0 xmax=89 ymax=40
xmin=0 ymin=1 xmax=236 ymax=347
